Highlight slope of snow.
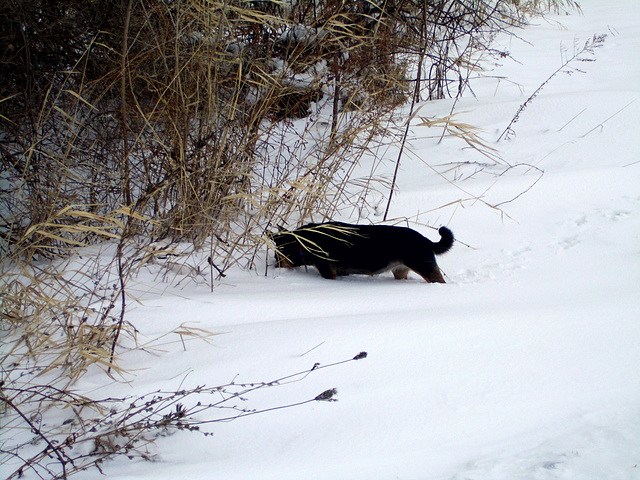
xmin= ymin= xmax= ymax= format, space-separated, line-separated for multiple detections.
xmin=72 ymin=1 xmax=640 ymax=479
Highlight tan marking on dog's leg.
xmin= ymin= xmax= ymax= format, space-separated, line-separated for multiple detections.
xmin=392 ymin=266 xmax=409 ymax=280
xmin=316 ymin=263 xmax=337 ymax=280
xmin=414 ymin=267 xmax=446 ymax=283
xmin=429 ymin=268 xmax=446 ymax=283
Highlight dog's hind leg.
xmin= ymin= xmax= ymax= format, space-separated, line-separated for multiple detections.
xmin=392 ymin=265 xmax=410 ymax=280
xmin=426 ymin=267 xmax=446 ymax=283
xmin=407 ymin=261 xmax=446 ymax=283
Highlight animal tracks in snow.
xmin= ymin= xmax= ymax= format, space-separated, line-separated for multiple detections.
xmin=456 ymin=244 xmax=532 ymax=284
xmin=456 ymin=196 xmax=638 ymax=285
xmin=554 ymin=204 xmax=635 ymax=253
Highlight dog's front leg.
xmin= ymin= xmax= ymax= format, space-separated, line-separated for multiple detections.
xmin=314 ymin=261 xmax=338 ymax=280
xmin=392 ymin=266 xmax=409 ymax=280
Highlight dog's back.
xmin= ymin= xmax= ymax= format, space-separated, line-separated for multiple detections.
xmin=273 ymin=222 xmax=453 ymax=283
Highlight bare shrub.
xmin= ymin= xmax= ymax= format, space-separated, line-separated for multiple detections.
xmin=1 ymin=347 xmax=366 ymax=480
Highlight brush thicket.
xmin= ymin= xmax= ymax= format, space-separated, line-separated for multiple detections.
xmin=0 ymin=0 xmax=543 ymax=265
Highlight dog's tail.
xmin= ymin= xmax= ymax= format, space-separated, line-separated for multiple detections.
xmin=432 ymin=226 xmax=454 ymax=255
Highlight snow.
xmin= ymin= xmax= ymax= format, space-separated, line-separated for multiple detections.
xmin=64 ymin=1 xmax=640 ymax=479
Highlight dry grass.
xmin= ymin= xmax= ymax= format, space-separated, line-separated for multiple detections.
xmin=516 ymin=0 xmax=582 ymax=15
xmin=418 ymin=114 xmax=503 ymax=164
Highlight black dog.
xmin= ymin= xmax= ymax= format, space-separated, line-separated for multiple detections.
xmin=272 ymin=222 xmax=454 ymax=283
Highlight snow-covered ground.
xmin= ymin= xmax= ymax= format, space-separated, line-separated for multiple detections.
xmin=76 ymin=2 xmax=639 ymax=479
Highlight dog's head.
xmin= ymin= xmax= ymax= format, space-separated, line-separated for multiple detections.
xmin=270 ymin=226 xmax=304 ymax=268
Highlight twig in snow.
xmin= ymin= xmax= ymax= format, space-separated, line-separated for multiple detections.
xmin=581 ymin=98 xmax=637 ymax=137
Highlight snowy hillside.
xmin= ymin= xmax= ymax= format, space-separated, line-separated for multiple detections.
xmin=72 ymin=1 xmax=639 ymax=479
